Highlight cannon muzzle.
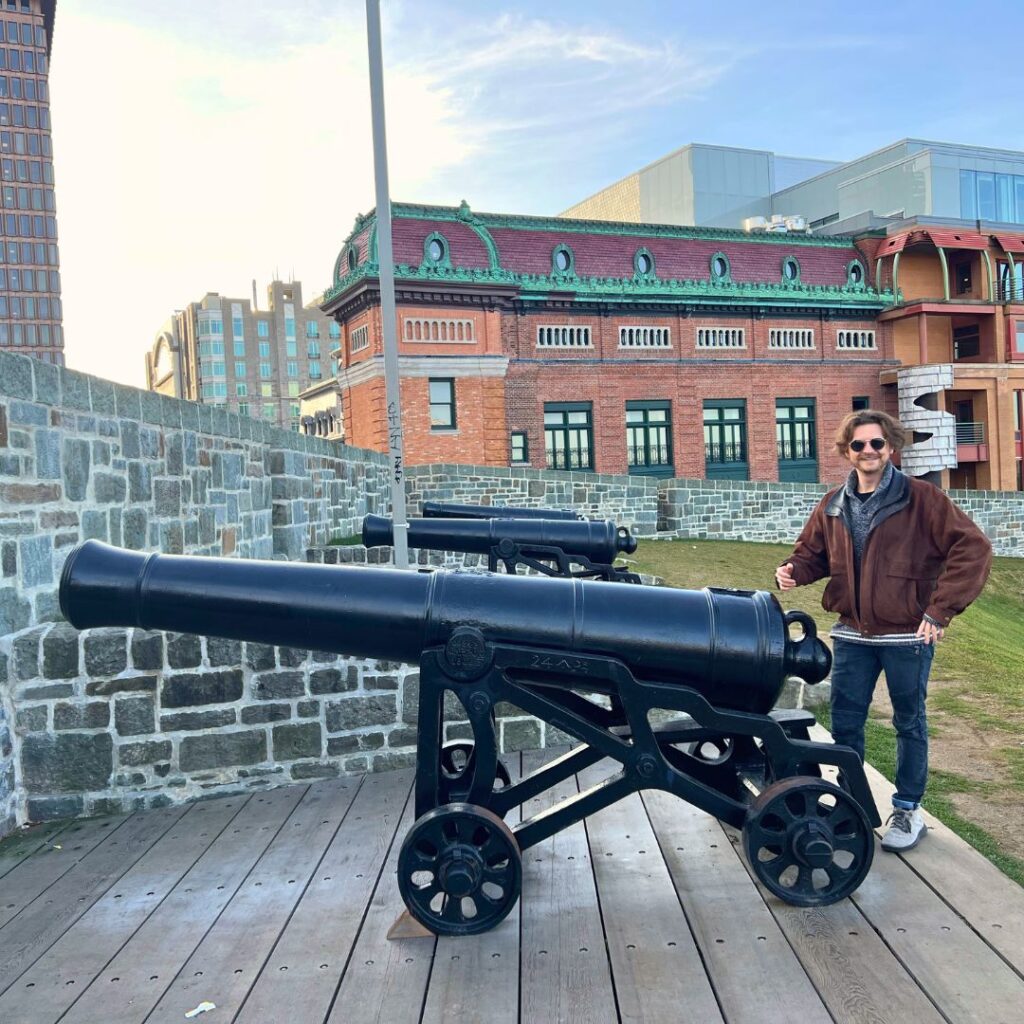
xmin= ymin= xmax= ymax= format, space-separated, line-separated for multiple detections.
xmin=422 ymin=502 xmax=581 ymax=521
xmin=362 ymin=514 xmax=638 ymax=560
xmin=60 ymin=541 xmax=829 ymax=714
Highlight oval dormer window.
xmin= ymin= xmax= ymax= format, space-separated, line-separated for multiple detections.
xmin=553 ymin=246 xmax=572 ymax=273
xmin=782 ymin=257 xmax=799 ymax=282
xmin=427 ymin=238 xmax=445 ymax=263
xmin=348 ymin=247 xmax=357 ymax=271
xmin=710 ymin=253 xmax=730 ymax=280
xmin=848 ymin=261 xmax=864 ymax=286
xmin=635 ymin=250 xmax=653 ymax=276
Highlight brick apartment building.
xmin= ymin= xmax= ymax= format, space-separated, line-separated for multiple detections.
xmin=320 ymin=202 xmax=895 ymax=487
xmin=145 ymin=280 xmax=340 ymax=431
xmin=0 ymin=0 xmax=63 ymax=366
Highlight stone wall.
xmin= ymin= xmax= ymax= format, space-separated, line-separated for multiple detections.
xmin=0 ymin=349 xmax=397 ymax=835
xmin=405 ymin=463 xmax=661 ymax=535
xmin=659 ymin=476 xmax=1024 ymax=555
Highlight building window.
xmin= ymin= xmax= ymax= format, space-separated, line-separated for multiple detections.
xmin=510 ymin=431 xmax=528 ymax=464
xmin=618 ymin=326 xmax=671 ymax=348
xmin=233 ymin=340 xmax=245 ymax=357
xmin=953 ymin=325 xmax=980 ymax=359
xmin=424 ymin=232 xmax=449 ymax=266
xmin=231 ymin=303 xmax=243 ymax=339
xmin=837 ymin=330 xmax=876 ymax=350
xmin=329 ymin=322 xmax=341 ymax=339
xmin=347 ymin=246 xmax=357 ymax=272
xmin=307 ymin=341 xmax=320 ymax=358
xmin=257 ymin=320 xmax=269 ymax=338
xmin=544 ymin=402 xmax=593 ymax=470
xmin=404 ymin=317 xmax=474 ymax=342
xmin=781 ymin=257 xmax=800 ymax=283
xmin=263 ymin=403 xmax=276 ymax=420
xmin=288 ymin=381 xmax=300 ymax=397
xmin=234 ymin=361 xmax=246 ymax=377
xmin=848 ymin=260 xmax=865 ymax=287
xmin=703 ymin=400 xmax=748 ymax=480
xmin=286 ymin=360 xmax=298 ymax=377
xmin=710 ymin=252 xmax=731 ymax=282
xmin=776 ymin=399 xmax=818 ymax=483
xmin=284 ymin=303 xmax=296 ymax=341
xmin=551 ymin=245 xmax=574 ymax=275
xmin=696 ymin=326 xmax=745 ymax=349
xmin=235 ymin=383 xmax=248 ymax=397
xmin=350 ymin=324 xmax=369 ymax=352
xmin=1015 ymin=322 xmax=1024 ymax=359
xmin=306 ymin=321 xmax=319 ymax=339
xmin=261 ymin=383 xmax=272 ymax=397
xmin=626 ymin=401 xmax=673 ymax=476
xmin=769 ymin=328 xmax=815 ymax=350
xmin=536 ymin=325 xmax=591 ymax=348
xmin=852 ymin=396 xmax=871 ymax=411
xmin=237 ymin=402 xmax=250 ymax=417
xmin=308 ymin=361 xmax=322 ymax=379
xmin=258 ymin=341 xmax=270 ymax=358
xmin=955 ymin=262 xmax=972 ymax=295
xmin=429 ymin=378 xmax=456 ymax=429
xmin=259 ymin=362 xmax=272 ymax=378
xmin=634 ymin=248 xmax=654 ymax=277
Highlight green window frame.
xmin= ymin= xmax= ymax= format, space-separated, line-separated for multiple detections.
xmin=544 ymin=402 xmax=593 ymax=471
xmin=510 ymin=431 xmax=528 ymax=464
xmin=429 ymin=378 xmax=456 ymax=430
xmin=703 ymin=399 xmax=748 ymax=480
xmin=776 ymin=399 xmax=818 ymax=483
xmin=626 ymin=400 xmax=673 ymax=476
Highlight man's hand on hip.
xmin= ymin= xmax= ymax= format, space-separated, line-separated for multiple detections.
xmin=775 ymin=563 xmax=797 ymax=590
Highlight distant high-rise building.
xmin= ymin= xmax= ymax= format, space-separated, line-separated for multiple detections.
xmin=0 ymin=0 xmax=62 ymax=365
xmin=145 ymin=280 xmax=341 ymax=431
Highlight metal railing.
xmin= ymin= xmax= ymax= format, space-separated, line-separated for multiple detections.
xmin=955 ymin=421 xmax=985 ymax=445
xmin=997 ymin=281 xmax=1024 ymax=302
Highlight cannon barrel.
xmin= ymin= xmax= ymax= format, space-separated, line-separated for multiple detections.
xmin=422 ymin=501 xmax=581 ymax=521
xmin=60 ymin=541 xmax=830 ymax=714
xmin=363 ymin=514 xmax=638 ymax=560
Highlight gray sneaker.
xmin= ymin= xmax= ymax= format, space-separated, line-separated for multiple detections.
xmin=881 ymin=807 xmax=926 ymax=852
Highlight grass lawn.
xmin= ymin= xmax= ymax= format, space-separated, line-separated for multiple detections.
xmin=630 ymin=538 xmax=1024 ymax=886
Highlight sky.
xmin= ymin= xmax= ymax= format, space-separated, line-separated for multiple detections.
xmin=48 ymin=0 xmax=1024 ymax=388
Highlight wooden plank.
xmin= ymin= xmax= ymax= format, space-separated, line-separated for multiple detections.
xmin=325 ymin=793 xmax=433 ymax=1024
xmin=0 ymin=821 xmax=71 ymax=881
xmin=642 ymin=788 xmax=833 ymax=1024
xmin=0 ymin=791 xmax=258 ymax=1022
xmin=419 ymin=754 xmax=523 ymax=1024
xmin=234 ymin=769 xmax=413 ymax=1024
xmin=58 ymin=785 xmax=306 ymax=1024
xmin=578 ymin=762 xmax=724 ymax=1024
xmin=0 ymin=803 xmax=188 ymax=996
xmin=144 ymin=776 xmax=365 ymax=1024
xmin=519 ymin=747 xmax=618 ymax=1024
xmin=808 ymin=722 xmax=1024 ymax=977
xmin=851 ymin=840 xmax=1024 ymax=1023
xmin=0 ymin=815 xmax=132 ymax=930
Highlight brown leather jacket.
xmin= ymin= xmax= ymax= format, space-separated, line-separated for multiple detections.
xmin=783 ymin=471 xmax=992 ymax=635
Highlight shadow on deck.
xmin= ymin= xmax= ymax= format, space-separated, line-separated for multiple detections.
xmin=0 ymin=738 xmax=1021 ymax=1024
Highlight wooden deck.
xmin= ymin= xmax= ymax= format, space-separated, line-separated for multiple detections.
xmin=0 ymin=735 xmax=1022 ymax=1024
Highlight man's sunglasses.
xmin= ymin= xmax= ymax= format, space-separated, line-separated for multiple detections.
xmin=849 ymin=437 xmax=887 ymax=453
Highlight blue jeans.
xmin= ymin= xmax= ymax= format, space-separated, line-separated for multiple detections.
xmin=830 ymin=639 xmax=935 ymax=808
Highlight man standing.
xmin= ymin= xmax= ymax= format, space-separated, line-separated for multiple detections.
xmin=776 ymin=410 xmax=991 ymax=851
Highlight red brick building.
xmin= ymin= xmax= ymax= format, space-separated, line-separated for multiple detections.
xmin=320 ymin=203 xmax=895 ymax=486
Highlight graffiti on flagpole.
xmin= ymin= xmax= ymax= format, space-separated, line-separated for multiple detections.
xmin=388 ymin=400 xmax=403 ymax=484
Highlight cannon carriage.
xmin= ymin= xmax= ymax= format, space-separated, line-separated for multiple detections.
xmin=60 ymin=540 xmax=880 ymax=937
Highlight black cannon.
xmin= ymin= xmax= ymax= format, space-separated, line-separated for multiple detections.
xmin=60 ymin=541 xmax=879 ymax=935
xmin=422 ymin=501 xmax=581 ymax=521
xmin=363 ymin=513 xmax=642 ymax=584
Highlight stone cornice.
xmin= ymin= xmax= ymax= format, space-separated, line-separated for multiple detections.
xmin=337 ymin=355 xmax=511 ymax=388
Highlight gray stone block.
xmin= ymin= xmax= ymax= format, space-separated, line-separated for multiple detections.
xmin=54 ymin=702 xmax=111 ymax=730
xmin=245 ymin=643 xmax=276 ymax=672
xmin=179 ymin=730 xmax=266 ymax=771
xmin=27 ymin=794 xmax=85 ymax=820
xmin=35 ymin=429 xmax=61 ymax=479
xmin=94 ymin=473 xmax=127 ymax=504
xmin=161 ymin=669 xmax=243 ymax=707
xmin=18 ymin=535 xmax=52 ymax=588
xmin=291 ymin=762 xmax=339 ymax=779
xmin=253 ymin=671 xmax=304 ymax=700
xmin=325 ymin=695 xmax=397 ymax=732
xmin=206 ymin=637 xmax=242 ymax=667
xmin=1 ymin=350 xmax=34 ymax=399
xmin=272 ymin=722 xmax=321 ymax=760
xmin=167 ymin=633 xmax=202 ymax=670
xmin=0 ymin=586 xmax=30 ymax=637
xmin=161 ymin=708 xmax=237 ymax=731
xmin=119 ymin=740 xmax=172 ymax=767
xmin=309 ymin=666 xmax=358 ymax=695
xmin=20 ymin=683 xmax=74 ymax=700
xmin=241 ymin=704 xmax=293 ymax=725
xmin=16 ymin=706 xmax=48 ymax=733
xmin=122 ymin=507 xmax=148 ymax=550
xmin=502 ymin=718 xmax=542 ymax=752
xmin=84 ymin=630 xmax=128 ymax=677
xmin=22 ymin=732 xmax=113 ymax=793
xmin=85 ymin=675 xmax=157 ymax=697
xmin=42 ymin=623 xmax=80 ymax=678
xmin=115 ymin=696 xmax=156 ymax=736
xmin=154 ymin=479 xmax=181 ymax=517
xmin=131 ymin=630 xmax=164 ymax=671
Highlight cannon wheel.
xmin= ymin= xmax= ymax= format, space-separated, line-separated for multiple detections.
xmin=439 ymin=741 xmax=512 ymax=802
xmin=397 ymin=803 xmax=522 ymax=936
xmin=742 ymin=776 xmax=874 ymax=907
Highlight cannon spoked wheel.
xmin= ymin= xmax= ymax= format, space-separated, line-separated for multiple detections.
xmin=439 ymin=740 xmax=512 ymax=802
xmin=398 ymin=803 xmax=522 ymax=936
xmin=742 ymin=776 xmax=874 ymax=906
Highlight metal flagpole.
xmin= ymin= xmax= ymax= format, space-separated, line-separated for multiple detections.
xmin=364 ymin=0 xmax=409 ymax=569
